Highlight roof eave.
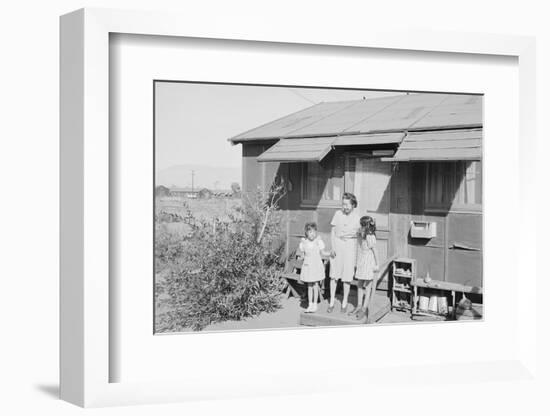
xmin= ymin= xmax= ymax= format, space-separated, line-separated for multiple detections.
xmin=229 ymin=124 xmax=482 ymax=144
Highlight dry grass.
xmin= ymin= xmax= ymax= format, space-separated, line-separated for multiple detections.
xmin=157 ymin=196 xmax=241 ymax=221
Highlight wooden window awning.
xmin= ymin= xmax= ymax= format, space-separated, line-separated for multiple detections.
xmin=381 ymin=129 xmax=482 ymax=162
xmin=256 ymin=133 xmax=405 ymax=163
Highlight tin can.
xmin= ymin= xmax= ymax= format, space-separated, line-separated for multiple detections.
xmin=419 ymin=295 xmax=430 ymax=310
xmin=437 ymin=296 xmax=448 ymax=315
xmin=428 ymin=295 xmax=438 ymax=312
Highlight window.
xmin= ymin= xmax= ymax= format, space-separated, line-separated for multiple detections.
xmin=425 ymin=161 xmax=482 ymax=211
xmin=301 ymin=154 xmax=345 ymax=205
xmin=455 ymin=161 xmax=482 ymax=207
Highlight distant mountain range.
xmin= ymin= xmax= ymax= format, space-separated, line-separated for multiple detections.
xmin=156 ymin=164 xmax=241 ymax=190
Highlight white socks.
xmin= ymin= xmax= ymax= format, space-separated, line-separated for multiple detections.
xmin=306 ymin=303 xmax=318 ymax=313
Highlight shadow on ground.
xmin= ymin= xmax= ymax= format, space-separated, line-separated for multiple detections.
xmin=34 ymin=383 xmax=59 ymax=399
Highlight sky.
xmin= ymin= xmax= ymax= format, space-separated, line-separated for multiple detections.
xmin=154 ymin=82 xmax=404 ymax=173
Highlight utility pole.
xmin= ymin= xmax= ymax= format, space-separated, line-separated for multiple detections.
xmin=191 ymin=170 xmax=195 ymax=192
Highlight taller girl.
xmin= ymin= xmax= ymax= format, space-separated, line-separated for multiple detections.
xmin=328 ymin=192 xmax=361 ymax=313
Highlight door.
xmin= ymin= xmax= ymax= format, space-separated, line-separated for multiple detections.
xmin=350 ymin=157 xmax=391 ymax=269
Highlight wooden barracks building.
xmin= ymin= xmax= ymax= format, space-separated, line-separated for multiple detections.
xmin=228 ymin=93 xmax=483 ymax=293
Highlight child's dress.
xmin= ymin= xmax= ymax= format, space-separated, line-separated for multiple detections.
xmin=299 ymin=237 xmax=326 ymax=283
xmin=355 ymin=234 xmax=377 ymax=280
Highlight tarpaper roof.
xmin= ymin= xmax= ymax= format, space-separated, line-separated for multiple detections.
xmin=229 ymin=93 xmax=482 ymax=143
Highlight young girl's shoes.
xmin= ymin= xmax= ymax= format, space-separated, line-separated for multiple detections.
xmin=349 ymin=305 xmax=362 ymax=316
xmin=305 ymin=303 xmax=318 ymax=313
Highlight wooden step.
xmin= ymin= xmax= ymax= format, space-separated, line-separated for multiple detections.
xmin=300 ymin=293 xmax=391 ymax=326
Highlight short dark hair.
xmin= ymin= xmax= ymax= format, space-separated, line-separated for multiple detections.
xmin=342 ymin=192 xmax=357 ymax=208
xmin=304 ymin=222 xmax=317 ymax=236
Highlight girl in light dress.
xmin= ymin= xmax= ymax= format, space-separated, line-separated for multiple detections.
xmin=297 ymin=222 xmax=331 ymax=313
xmin=351 ymin=216 xmax=380 ymax=320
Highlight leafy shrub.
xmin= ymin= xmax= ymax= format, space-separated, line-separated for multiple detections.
xmin=156 ymin=183 xmax=287 ymax=331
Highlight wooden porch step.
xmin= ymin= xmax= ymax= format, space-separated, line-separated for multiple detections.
xmin=300 ymin=293 xmax=391 ymax=326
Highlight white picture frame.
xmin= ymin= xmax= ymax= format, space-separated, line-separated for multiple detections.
xmin=60 ymin=8 xmax=538 ymax=408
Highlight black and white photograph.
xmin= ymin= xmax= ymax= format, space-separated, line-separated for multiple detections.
xmin=154 ymin=82 xmax=483 ymax=333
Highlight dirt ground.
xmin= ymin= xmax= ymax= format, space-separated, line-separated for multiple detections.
xmin=160 ymin=290 xmax=412 ymax=334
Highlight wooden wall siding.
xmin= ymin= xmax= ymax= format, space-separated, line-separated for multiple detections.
xmin=389 ymin=163 xmax=411 ymax=260
xmin=242 ymin=143 xmax=266 ymax=193
xmin=354 ymin=158 xmax=391 ymax=230
xmin=447 ymin=249 xmax=483 ymax=288
xmin=409 ymin=213 xmax=446 ymax=280
xmin=410 ymin=245 xmax=446 ymax=280
xmin=242 ymin=141 xmax=280 ymax=194
xmin=316 ymin=207 xmax=337 ymax=236
xmin=287 ymin=208 xmax=317 ymax=250
xmin=447 ymin=213 xmax=482 ymax=249
xmin=243 ymin=144 xmax=482 ymax=288
xmin=447 ymin=213 xmax=483 ymax=287
xmin=263 ymin=160 xmax=280 ymax=190
xmin=410 ymin=163 xmax=426 ymax=215
xmin=406 ymin=162 xmax=483 ymax=286
xmin=286 ymin=163 xmax=302 ymax=208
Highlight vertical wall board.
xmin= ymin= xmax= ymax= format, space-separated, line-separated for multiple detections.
xmin=391 ymin=163 xmax=410 ymax=214
xmin=353 ymin=157 xmax=391 ymax=230
xmin=410 ymin=162 xmax=426 ymax=215
xmin=446 ymin=213 xmax=483 ymax=287
xmin=447 ymin=250 xmax=483 ymax=288
xmin=317 ymin=207 xmax=337 ymax=234
xmin=288 ymin=209 xmax=316 ymax=243
xmin=242 ymin=143 xmax=265 ymax=193
xmin=316 ymin=207 xmax=337 ymax=251
xmin=263 ymin=160 xmax=280 ymax=190
xmin=389 ymin=213 xmax=409 ymax=258
xmin=286 ymin=163 xmax=303 ymax=209
xmin=375 ymin=229 xmax=390 ymax=284
xmin=410 ymin=245 xmax=445 ymax=280
xmin=447 ymin=213 xmax=483 ymax=248
xmin=389 ymin=162 xmax=411 ymax=259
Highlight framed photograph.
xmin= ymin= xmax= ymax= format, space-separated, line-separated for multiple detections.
xmin=60 ymin=8 xmax=538 ymax=408
xmin=153 ymin=81 xmax=484 ymax=334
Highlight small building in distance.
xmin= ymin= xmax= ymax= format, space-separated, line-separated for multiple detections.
xmin=169 ymin=187 xmax=199 ymax=199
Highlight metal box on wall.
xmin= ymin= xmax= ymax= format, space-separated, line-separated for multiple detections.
xmin=410 ymin=220 xmax=437 ymax=239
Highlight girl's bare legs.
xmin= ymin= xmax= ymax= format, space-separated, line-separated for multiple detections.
xmin=356 ymin=281 xmax=364 ymax=311
xmin=307 ymin=284 xmax=313 ymax=312
xmin=329 ymin=279 xmax=337 ymax=307
xmin=312 ymin=283 xmax=319 ymax=312
xmin=342 ymin=282 xmax=351 ymax=309
xmin=363 ymin=281 xmax=373 ymax=312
